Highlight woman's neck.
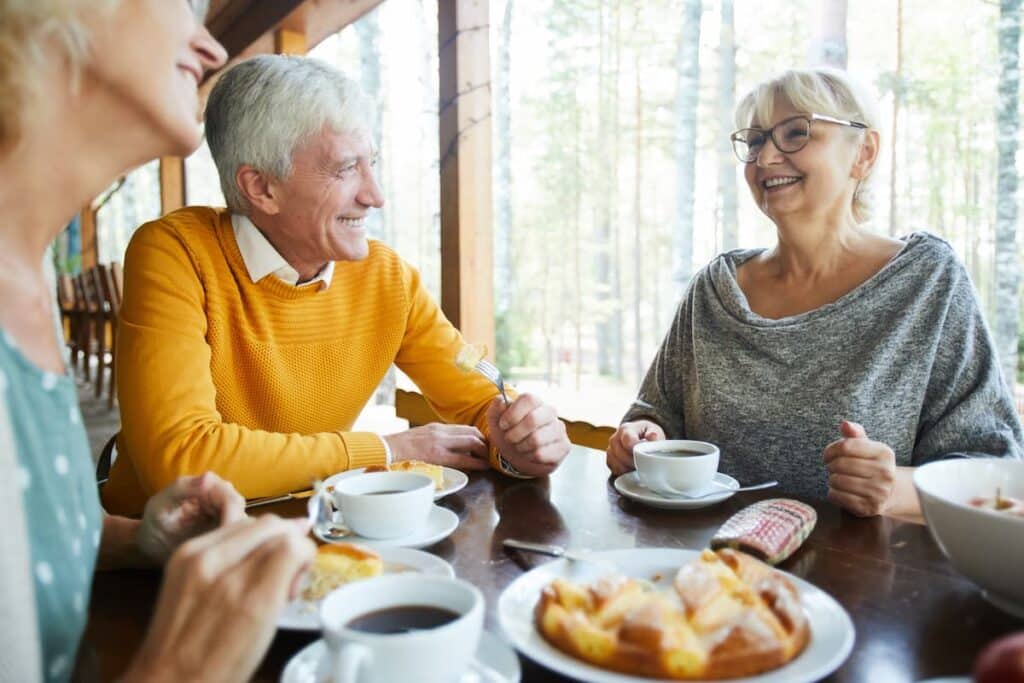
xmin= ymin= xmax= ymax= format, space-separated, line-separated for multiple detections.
xmin=768 ymin=210 xmax=867 ymax=281
xmin=0 ymin=63 xmax=164 ymax=277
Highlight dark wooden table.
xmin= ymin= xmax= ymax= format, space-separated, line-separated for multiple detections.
xmin=84 ymin=446 xmax=1022 ymax=682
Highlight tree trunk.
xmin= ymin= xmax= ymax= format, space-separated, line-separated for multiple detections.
xmin=888 ymin=0 xmax=902 ymax=235
xmin=633 ymin=40 xmax=645 ymax=384
xmin=356 ymin=7 xmax=386 ymax=243
xmin=717 ymin=0 xmax=738 ymax=251
xmin=994 ymin=0 xmax=1021 ymax=385
xmin=673 ymin=0 xmax=702 ymax=291
xmin=495 ymin=0 xmax=514 ymax=369
xmin=809 ymin=0 xmax=848 ymax=68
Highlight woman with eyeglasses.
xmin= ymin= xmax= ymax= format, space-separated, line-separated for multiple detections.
xmin=0 ymin=1 xmax=315 ymax=680
xmin=607 ymin=66 xmax=1022 ymax=517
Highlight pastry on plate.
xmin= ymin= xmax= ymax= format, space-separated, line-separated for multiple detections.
xmin=302 ymin=543 xmax=383 ymax=601
xmin=365 ymin=460 xmax=445 ymax=490
xmin=534 ymin=548 xmax=809 ymax=680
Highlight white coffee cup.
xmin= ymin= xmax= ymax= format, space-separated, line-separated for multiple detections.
xmin=333 ymin=472 xmax=433 ymax=539
xmin=633 ymin=439 xmax=719 ymax=496
xmin=321 ymin=575 xmax=484 ymax=683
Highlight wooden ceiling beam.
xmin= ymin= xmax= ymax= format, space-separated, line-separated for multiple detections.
xmin=208 ymin=0 xmax=305 ymax=59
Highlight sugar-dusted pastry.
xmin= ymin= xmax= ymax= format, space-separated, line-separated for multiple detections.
xmin=534 ymin=548 xmax=809 ymax=680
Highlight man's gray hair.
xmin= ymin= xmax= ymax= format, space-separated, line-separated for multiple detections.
xmin=205 ymin=54 xmax=375 ymax=213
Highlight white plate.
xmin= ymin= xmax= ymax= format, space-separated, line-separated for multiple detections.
xmin=324 ymin=466 xmax=469 ymax=501
xmin=314 ymin=504 xmax=459 ymax=550
xmin=277 ymin=547 xmax=455 ymax=631
xmin=281 ymin=629 xmax=522 ymax=683
xmin=614 ymin=472 xmax=740 ymax=509
xmin=497 ymin=547 xmax=855 ymax=683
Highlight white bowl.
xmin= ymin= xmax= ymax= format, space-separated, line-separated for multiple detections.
xmin=914 ymin=458 xmax=1024 ymax=617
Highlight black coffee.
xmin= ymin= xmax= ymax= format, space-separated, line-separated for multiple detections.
xmin=365 ymin=490 xmax=405 ymax=495
xmin=346 ymin=606 xmax=460 ymax=634
xmin=662 ymin=449 xmax=706 ymax=457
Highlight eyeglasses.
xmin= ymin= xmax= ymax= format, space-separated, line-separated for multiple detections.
xmin=730 ymin=113 xmax=868 ymax=164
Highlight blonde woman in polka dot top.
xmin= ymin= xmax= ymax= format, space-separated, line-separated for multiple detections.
xmin=0 ymin=2 xmax=316 ymax=681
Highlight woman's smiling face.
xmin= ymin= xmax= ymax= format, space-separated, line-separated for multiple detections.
xmin=743 ymin=98 xmax=866 ymax=225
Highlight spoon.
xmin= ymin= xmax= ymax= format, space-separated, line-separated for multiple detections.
xmin=307 ymin=481 xmax=350 ymax=542
xmin=653 ymin=480 xmax=779 ymax=500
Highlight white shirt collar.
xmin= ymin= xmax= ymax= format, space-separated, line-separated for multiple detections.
xmin=231 ymin=213 xmax=334 ymax=290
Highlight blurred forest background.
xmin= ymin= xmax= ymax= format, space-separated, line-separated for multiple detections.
xmin=75 ymin=0 xmax=1023 ymax=426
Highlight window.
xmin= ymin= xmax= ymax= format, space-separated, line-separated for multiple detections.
xmin=96 ymin=160 xmax=161 ymax=264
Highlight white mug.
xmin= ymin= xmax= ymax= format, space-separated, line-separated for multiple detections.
xmin=321 ymin=575 xmax=484 ymax=683
xmin=634 ymin=439 xmax=719 ymax=495
xmin=333 ymin=472 xmax=434 ymax=539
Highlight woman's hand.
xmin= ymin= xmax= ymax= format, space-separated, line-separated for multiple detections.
xmin=486 ymin=394 xmax=571 ymax=477
xmin=137 ymin=472 xmax=246 ymax=565
xmin=823 ymin=421 xmax=897 ymax=517
xmin=123 ymin=515 xmax=315 ymax=683
xmin=606 ymin=420 xmax=666 ymax=475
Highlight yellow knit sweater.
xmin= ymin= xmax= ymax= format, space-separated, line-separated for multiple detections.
xmin=102 ymin=207 xmax=502 ymax=515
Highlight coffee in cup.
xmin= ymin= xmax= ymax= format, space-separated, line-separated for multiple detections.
xmin=633 ymin=439 xmax=719 ymax=496
xmin=321 ymin=575 xmax=484 ymax=683
xmin=333 ymin=471 xmax=433 ymax=539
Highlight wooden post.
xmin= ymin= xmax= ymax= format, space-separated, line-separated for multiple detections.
xmin=275 ymin=26 xmax=307 ymax=54
xmin=80 ymin=205 xmax=98 ymax=269
xmin=159 ymin=156 xmax=186 ymax=215
xmin=438 ymin=0 xmax=495 ymax=356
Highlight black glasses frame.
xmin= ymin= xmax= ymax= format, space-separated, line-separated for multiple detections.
xmin=730 ymin=113 xmax=868 ymax=164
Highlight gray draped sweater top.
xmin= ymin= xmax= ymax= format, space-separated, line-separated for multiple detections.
xmin=623 ymin=232 xmax=1023 ymax=499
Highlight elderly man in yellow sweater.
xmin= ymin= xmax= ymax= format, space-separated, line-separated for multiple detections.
xmin=101 ymin=55 xmax=571 ymax=515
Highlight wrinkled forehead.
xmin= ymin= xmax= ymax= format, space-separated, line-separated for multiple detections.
xmin=309 ymin=126 xmax=375 ymax=163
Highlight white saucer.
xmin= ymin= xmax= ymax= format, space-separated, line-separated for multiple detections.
xmin=324 ymin=466 xmax=469 ymax=501
xmin=613 ymin=472 xmax=740 ymax=509
xmin=314 ymin=504 xmax=459 ymax=549
xmin=280 ymin=630 xmax=522 ymax=683
xmin=277 ymin=547 xmax=455 ymax=631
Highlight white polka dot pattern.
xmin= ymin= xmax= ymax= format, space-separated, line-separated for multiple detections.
xmin=54 ymin=454 xmax=68 ymax=476
xmin=18 ymin=466 xmax=30 ymax=491
xmin=36 ymin=562 xmax=53 ymax=585
xmin=48 ymin=654 xmax=67 ymax=679
xmin=41 ymin=373 xmax=57 ymax=391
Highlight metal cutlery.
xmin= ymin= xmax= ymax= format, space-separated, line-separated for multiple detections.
xmin=473 ymin=358 xmax=509 ymax=405
xmin=655 ymin=480 xmax=779 ymax=500
xmin=244 ymin=489 xmax=314 ymax=509
xmin=307 ymin=480 xmax=349 ymax=541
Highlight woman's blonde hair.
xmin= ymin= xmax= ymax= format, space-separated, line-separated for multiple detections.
xmin=0 ymin=0 xmax=119 ymax=151
xmin=734 ymin=67 xmax=883 ymax=223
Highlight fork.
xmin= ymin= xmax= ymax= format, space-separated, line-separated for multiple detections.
xmin=474 ymin=358 xmax=509 ymax=405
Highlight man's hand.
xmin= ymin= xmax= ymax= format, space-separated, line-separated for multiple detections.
xmin=606 ymin=420 xmax=666 ymax=475
xmin=823 ymin=420 xmax=897 ymax=517
xmin=137 ymin=472 xmax=246 ymax=565
xmin=384 ymin=424 xmax=491 ymax=471
xmin=486 ymin=394 xmax=570 ymax=477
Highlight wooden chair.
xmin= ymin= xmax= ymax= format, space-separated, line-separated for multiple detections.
xmin=71 ymin=273 xmax=94 ymax=380
xmin=93 ymin=264 xmax=120 ymax=407
xmin=56 ymin=275 xmax=84 ymax=370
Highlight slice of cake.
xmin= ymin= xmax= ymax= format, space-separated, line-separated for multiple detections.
xmin=302 ymin=543 xmax=383 ymax=601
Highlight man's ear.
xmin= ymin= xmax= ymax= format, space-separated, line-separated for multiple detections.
xmin=235 ymin=165 xmax=280 ymax=215
xmin=851 ymin=129 xmax=880 ymax=180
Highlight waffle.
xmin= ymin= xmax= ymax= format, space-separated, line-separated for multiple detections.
xmin=534 ymin=548 xmax=810 ymax=679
